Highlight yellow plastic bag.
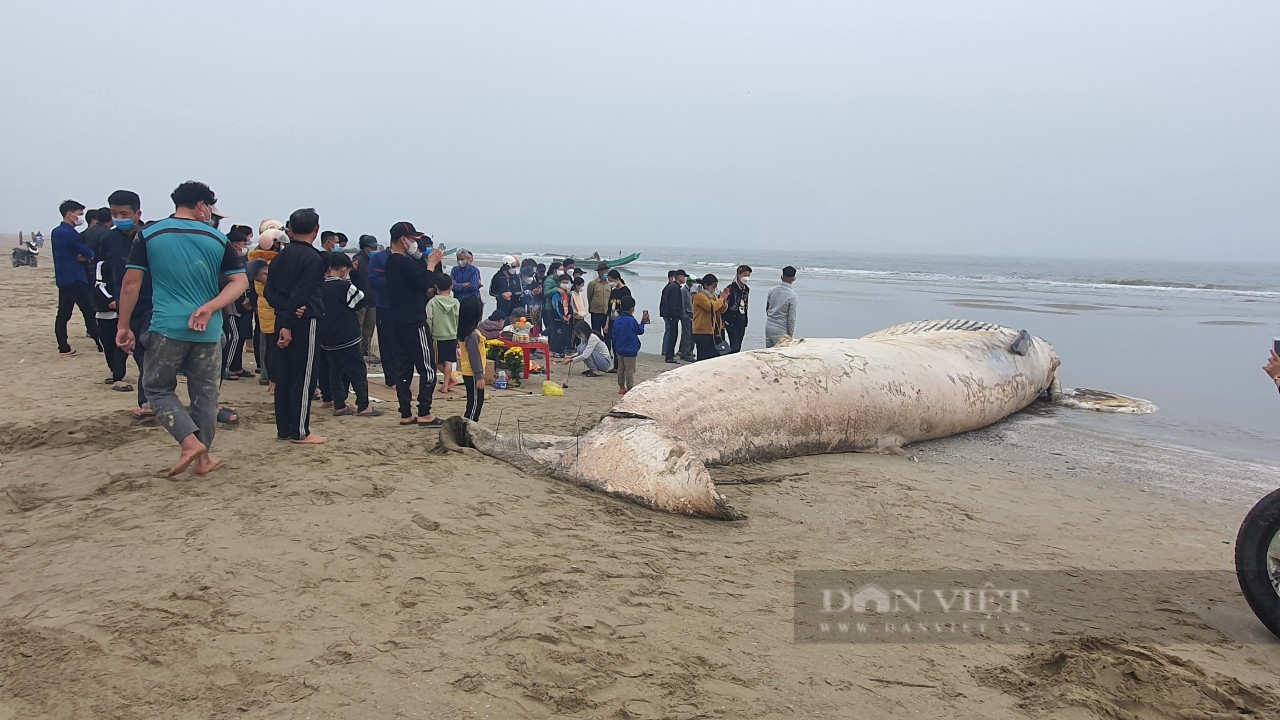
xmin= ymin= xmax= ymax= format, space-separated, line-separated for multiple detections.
xmin=542 ymin=380 xmax=564 ymax=396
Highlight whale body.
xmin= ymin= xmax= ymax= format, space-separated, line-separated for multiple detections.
xmin=444 ymin=320 xmax=1060 ymax=519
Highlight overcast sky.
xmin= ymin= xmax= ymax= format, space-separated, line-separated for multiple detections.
xmin=3 ymin=1 xmax=1277 ymax=262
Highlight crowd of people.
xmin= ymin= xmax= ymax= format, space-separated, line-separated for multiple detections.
xmin=44 ymin=181 xmax=801 ymax=474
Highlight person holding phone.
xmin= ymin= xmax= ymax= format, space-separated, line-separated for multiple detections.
xmin=1264 ymin=342 xmax=1280 ymax=392
xmin=691 ymin=273 xmax=728 ymax=361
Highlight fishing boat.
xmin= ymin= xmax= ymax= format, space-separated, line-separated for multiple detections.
xmin=557 ymin=251 xmax=642 ymax=268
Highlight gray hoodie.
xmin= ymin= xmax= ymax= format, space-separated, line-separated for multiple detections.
xmin=764 ymin=282 xmax=798 ymax=343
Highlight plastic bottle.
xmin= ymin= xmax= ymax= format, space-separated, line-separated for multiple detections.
xmin=496 ymin=370 xmax=508 ymax=390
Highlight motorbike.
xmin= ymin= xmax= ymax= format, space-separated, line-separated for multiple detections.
xmin=1236 ymin=488 xmax=1280 ymax=639
xmin=11 ymin=241 xmax=39 ymax=267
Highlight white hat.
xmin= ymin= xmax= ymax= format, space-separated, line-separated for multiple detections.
xmin=259 ymin=219 xmax=285 ymax=234
xmin=257 ymin=228 xmax=285 ymax=248
xmin=502 ymin=254 xmax=517 ymax=266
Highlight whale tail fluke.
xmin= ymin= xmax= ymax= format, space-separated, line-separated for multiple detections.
xmin=441 ymin=416 xmax=744 ymax=520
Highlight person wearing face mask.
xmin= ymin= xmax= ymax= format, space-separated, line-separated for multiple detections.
xmin=263 ymin=207 xmax=327 ymax=445
xmin=488 ymin=254 xmax=524 ymax=319
xmin=51 ymin=198 xmax=102 ymax=357
xmin=691 ymin=273 xmax=730 ymax=361
xmin=601 ymin=269 xmax=632 ymax=372
xmin=220 ymin=230 xmax=255 ymax=382
xmin=451 ymin=248 xmax=482 ymax=304
xmin=384 ymin=221 xmax=448 ymax=427
xmin=765 ymin=266 xmax=799 ymax=348
xmin=115 ymin=181 xmax=248 ymax=476
xmin=518 ymin=258 xmax=542 ymax=332
xmin=722 ymin=264 xmax=752 ymax=354
xmin=351 ymin=234 xmax=378 ymax=361
xmin=548 ymin=274 xmax=574 ymax=356
xmin=587 ymin=262 xmax=611 ymax=337
xmin=105 ymin=190 xmax=152 ymax=413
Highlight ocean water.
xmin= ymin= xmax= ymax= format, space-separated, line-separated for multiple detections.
xmin=462 ymin=244 xmax=1280 ymax=466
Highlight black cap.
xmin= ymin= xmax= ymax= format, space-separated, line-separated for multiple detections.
xmin=675 ymin=268 xmax=688 ymax=278
xmin=596 ymin=261 xmax=610 ymax=271
xmin=389 ymin=221 xmax=423 ymax=241
xmin=358 ymin=234 xmax=378 ymax=250
xmin=573 ymin=267 xmax=584 ymax=275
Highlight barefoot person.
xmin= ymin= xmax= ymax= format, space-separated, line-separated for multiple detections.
xmin=115 ymin=181 xmax=247 ymax=476
xmin=265 ymin=208 xmax=327 ymax=445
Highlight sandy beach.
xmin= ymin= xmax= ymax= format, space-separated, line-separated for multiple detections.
xmin=4 ymin=258 xmax=1280 ymax=719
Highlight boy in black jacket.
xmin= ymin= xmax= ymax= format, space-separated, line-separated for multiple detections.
xmin=320 ymin=253 xmax=381 ymax=417
xmin=92 ymin=257 xmax=130 ymax=391
xmin=264 ymin=208 xmax=327 ymax=444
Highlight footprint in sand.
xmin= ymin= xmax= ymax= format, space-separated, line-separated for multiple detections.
xmin=396 ymin=576 xmax=432 ymax=608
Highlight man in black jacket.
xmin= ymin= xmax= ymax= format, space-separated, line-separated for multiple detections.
xmin=660 ymin=269 xmax=685 ymax=363
xmin=265 ymin=208 xmax=327 ymax=444
xmin=384 ymin=221 xmax=447 ymax=427
xmin=723 ymin=264 xmax=752 ymax=354
xmin=351 ymin=234 xmax=377 ymax=359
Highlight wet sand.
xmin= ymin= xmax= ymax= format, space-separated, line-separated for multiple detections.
xmin=3 ymin=260 xmax=1280 ymax=719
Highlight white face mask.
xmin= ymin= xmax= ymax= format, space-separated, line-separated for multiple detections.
xmin=457 ymin=259 xmax=469 ymax=267
xmin=72 ymin=214 xmax=84 ymax=227
xmin=739 ymin=276 xmax=751 ymax=284
xmin=560 ymin=282 xmax=571 ymax=290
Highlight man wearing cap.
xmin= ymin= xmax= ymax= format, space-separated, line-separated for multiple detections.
xmin=587 ymin=262 xmax=611 ymax=336
xmin=264 ymin=207 xmax=327 ymax=445
xmin=659 ymin=269 xmax=686 ymax=363
xmin=351 ymin=234 xmax=378 ymax=360
xmin=678 ymin=269 xmax=696 ymax=362
xmin=384 ymin=221 xmax=447 ymax=427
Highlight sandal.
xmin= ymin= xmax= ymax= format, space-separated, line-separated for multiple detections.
xmin=399 ymin=417 xmax=418 ymax=426
xmin=418 ymin=418 xmax=443 ymax=428
xmin=583 ymin=371 xmax=601 ymax=377
xmin=217 ymin=407 xmax=239 ymax=425
xmin=333 ymin=407 xmax=356 ymax=416
xmin=132 ymin=405 xmax=155 ymax=419
xmin=112 ymin=382 xmax=134 ymax=392
xmin=357 ymin=408 xmax=383 ymax=417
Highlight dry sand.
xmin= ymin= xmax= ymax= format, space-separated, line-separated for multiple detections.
xmin=3 ymin=258 xmax=1280 ymax=719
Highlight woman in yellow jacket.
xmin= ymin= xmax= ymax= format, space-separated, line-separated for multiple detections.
xmin=691 ymin=273 xmax=730 ymax=361
xmin=253 ymin=262 xmax=278 ymax=395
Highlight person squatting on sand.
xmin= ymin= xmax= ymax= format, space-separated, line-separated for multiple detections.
xmin=115 ymin=181 xmax=248 ymax=476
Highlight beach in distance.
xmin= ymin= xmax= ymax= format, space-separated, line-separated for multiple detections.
xmin=6 ymin=244 xmax=1280 ymax=718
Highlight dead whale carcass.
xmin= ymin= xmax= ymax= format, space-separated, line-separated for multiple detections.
xmin=444 ymin=320 xmax=1061 ymax=519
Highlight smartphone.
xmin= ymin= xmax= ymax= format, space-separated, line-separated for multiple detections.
xmin=1273 ymin=337 xmax=1280 ymax=355
xmin=642 ymin=310 xmax=651 ymax=324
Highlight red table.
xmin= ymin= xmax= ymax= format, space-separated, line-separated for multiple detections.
xmin=508 ymin=339 xmax=552 ymax=380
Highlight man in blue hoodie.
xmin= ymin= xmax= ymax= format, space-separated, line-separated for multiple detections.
xmin=367 ymin=242 xmax=396 ymax=385
xmin=51 ymin=199 xmax=102 ymax=356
